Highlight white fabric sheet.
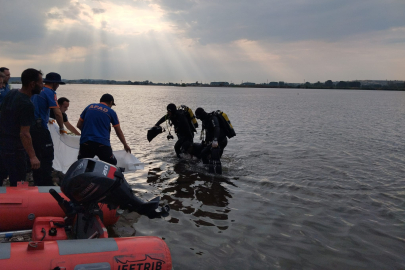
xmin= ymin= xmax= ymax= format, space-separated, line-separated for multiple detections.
xmin=48 ymin=120 xmax=144 ymax=173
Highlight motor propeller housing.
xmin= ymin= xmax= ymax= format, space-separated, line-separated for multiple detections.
xmin=61 ymin=158 xmax=169 ymax=219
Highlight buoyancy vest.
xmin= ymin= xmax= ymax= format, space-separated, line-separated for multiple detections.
xmin=210 ymin=110 xmax=236 ymax=139
xmin=178 ymin=105 xmax=198 ymax=132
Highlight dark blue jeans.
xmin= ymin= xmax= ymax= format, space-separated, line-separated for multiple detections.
xmin=78 ymin=141 xmax=117 ymax=165
xmin=30 ymin=126 xmax=54 ymax=186
xmin=0 ymin=149 xmax=27 ymax=186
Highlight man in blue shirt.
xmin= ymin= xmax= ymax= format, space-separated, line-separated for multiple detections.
xmin=0 ymin=67 xmax=11 ymax=105
xmin=31 ymin=72 xmax=66 ymax=186
xmin=77 ymin=94 xmax=131 ymax=165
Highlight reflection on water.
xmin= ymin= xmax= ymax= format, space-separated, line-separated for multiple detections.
xmin=57 ymin=85 xmax=405 ymax=269
xmin=147 ymin=161 xmax=237 ymax=230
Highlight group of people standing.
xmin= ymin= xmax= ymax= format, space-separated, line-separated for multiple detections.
xmin=0 ymin=67 xmax=232 ymax=187
xmin=154 ymin=103 xmax=231 ymax=173
xmin=0 ymin=68 xmax=131 ymax=187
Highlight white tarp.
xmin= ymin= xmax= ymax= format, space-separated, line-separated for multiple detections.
xmin=48 ymin=120 xmax=144 ymax=173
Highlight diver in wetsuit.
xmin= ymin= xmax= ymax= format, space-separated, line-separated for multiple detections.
xmin=155 ymin=103 xmax=195 ymax=158
xmin=195 ymin=107 xmax=228 ymax=165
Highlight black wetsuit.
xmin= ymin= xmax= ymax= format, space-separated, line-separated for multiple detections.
xmin=200 ymin=114 xmax=228 ymax=164
xmin=155 ymin=111 xmax=194 ymax=157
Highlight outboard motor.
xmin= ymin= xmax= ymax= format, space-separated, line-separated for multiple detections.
xmin=61 ymin=158 xmax=169 ymax=219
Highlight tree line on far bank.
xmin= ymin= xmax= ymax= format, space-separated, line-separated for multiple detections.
xmin=296 ymin=80 xmax=405 ymax=90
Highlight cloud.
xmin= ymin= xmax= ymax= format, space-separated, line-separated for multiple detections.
xmin=0 ymin=0 xmax=404 ymax=82
xmin=92 ymin=8 xmax=106 ymax=14
xmin=154 ymin=0 xmax=197 ymax=12
xmin=62 ymin=1 xmax=83 ymax=20
xmin=2 ymin=26 xmax=404 ymax=82
xmin=101 ymin=20 xmax=108 ymax=28
xmin=47 ymin=12 xmax=64 ymax=21
xmin=0 ymin=0 xmax=69 ymax=42
xmin=156 ymin=0 xmax=405 ymax=44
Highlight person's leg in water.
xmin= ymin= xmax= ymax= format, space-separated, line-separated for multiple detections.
xmin=191 ymin=143 xmax=204 ymax=160
xmin=175 ymin=136 xmax=191 ymax=158
xmin=210 ymin=138 xmax=227 ymax=174
xmin=200 ymin=144 xmax=211 ymax=164
xmin=209 ymin=146 xmax=222 ymax=174
xmin=180 ymin=142 xmax=203 ymax=161
xmin=218 ymin=137 xmax=228 ymax=158
xmin=201 ymin=138 xmax=227 ymax=174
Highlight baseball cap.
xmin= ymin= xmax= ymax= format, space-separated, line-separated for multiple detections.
xmin=100 ymin=93 xmax=116 ymax=106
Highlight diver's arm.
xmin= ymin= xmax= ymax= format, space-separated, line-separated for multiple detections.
xmin=65 ymin=121 xmax=81 ymax=135
xmin=212 ymin=116 xmax=220 ymax=141
xmin=114 ymin=125 xmax=131 ymax=153
xmin=155 ymin=115 xmax=167 ymax=126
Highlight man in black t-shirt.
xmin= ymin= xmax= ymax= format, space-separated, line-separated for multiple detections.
xmin=50 ymin=97 xmax=80 ymax=135
xmin=0 ymin=69 xmax=42 ymax=186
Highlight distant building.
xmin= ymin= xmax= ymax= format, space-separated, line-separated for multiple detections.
xmin=210 ymin=82 xmax=229 ymax=86
xmin=336 ymin=81 xmax=348 ymax=88
xmin=348 ymin=81 xmax=361 ymax=88
xmin=269 ymin=82 xmax=278 ymax=87
xmin=9 ymin=77 xmax=22 ymax=83
xmin=325 ymin=80 xmax=333 ymax=87
xmin=313 ymin=81 xmax=324 ymax=88
xmin=286 ymin=83 xmax=300 ymax=87
xmin=241 ymin=82 xmax=255 ymax=86
xmin=279 ymin=81 xmax=285 ymax=87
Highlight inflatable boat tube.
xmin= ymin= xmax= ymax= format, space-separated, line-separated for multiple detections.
xmin=0 ymin=236 xmax=172 ymax=270
xmin=0 ymin=186 xmax=119 ymax=232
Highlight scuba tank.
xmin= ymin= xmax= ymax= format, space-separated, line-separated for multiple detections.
xmin=211 ymin=110 xmax=236 ymax=139
xmin=178 ymin=105 xmax=198 ymax=132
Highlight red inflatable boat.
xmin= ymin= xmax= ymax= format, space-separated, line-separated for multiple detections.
xmin=0 ymin=237 xmax=172 ymax=270
xmin=0 ymin=186 xmax=119 ymax=231
xmin=0 ymin=159 xmax=171 ymax=269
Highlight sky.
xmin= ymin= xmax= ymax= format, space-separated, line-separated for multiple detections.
xmin=0 ymin=0 xmax=404 ymax=83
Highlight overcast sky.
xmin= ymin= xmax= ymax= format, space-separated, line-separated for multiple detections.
xmin=1 ymin=0 xmax=404 ymax=83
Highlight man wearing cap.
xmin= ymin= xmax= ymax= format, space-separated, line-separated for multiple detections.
xmin=154 ymin=103 xmax=194 ymax=158
xmin=77 ymin=94 xmax=131 ymax=165
xmin=31 ymin=72 xmax=66 ymax=186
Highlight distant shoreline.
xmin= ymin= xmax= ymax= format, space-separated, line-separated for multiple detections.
xmin=10 ymin=81 xmax=405 ymax=91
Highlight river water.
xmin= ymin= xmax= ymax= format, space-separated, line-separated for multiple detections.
xmin=56 ymin=85 xmax=405 ymax=269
